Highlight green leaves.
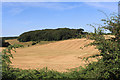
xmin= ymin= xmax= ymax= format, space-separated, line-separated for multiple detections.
xmin=2 ymin=44 xmax=24 ymax=68
xmin=18 ymin=28 xmax=86 ymax=42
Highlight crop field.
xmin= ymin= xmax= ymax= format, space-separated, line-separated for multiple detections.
xmin=9 ymin=38 xmax=99 ymax=72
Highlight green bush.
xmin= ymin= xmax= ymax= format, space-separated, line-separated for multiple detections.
xmin=81 ymin=14 xmax=120 ymax=79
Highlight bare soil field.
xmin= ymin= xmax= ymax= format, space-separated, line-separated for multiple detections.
xmin=9 ymin=38 xmax=99 ymax=72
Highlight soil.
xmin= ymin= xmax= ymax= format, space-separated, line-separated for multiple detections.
xmin=9 ymin=38 xmax=99 ymax=72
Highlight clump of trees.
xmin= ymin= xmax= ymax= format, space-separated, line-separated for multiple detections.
xmin=0 ymin=36 xmax=18 ymax=47
xmin=18 ymin=28 xmax=87 ymax=42
xmin=0 ymin=38 xmax=10 ymax=47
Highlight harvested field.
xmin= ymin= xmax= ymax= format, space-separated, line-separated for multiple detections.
xmin=10 ymin=38 xmax=99 ymax=72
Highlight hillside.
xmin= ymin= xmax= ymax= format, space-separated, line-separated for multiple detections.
xmin=10 ymin=38 xmax=99 ymax=72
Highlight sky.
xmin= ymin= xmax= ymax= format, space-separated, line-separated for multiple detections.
xmin=2 ymin=2 xmax=118 ymax=37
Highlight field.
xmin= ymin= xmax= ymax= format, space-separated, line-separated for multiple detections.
xmin=8 ymin=38 xmax=99 ymax=72
xmin=6 ymin=39 xmax=56 ymax=47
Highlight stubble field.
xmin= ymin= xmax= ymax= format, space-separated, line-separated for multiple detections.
xmin=9 ymin=38 xmax=99 ymax=72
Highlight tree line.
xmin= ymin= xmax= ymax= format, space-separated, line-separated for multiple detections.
xmin=0 ymin=38 xmax=10 ymax=47
xmin=18 ymin=28 xmax=88 ymax=42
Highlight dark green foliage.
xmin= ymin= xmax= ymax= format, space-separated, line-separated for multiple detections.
xmin=18 ymin=28 xmax=86 ymax=42
xmin=2 ymin=44 xmax=24 ymax=68
xmin=81 ymin=15 xmax=120 ymax=79
xmin=32 ymin=42 xmax=37 ymax=45
xmin=0 ymin=38 xmax=11 ymax=47
xmin=32 ymin=41 xmax=40 ymax=45
xmin=1 ymin=36 xmax=18 ymax=40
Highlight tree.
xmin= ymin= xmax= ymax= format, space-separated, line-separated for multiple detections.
xmin=18 ymin=28 xmax=85 ymax=42
xmin=102 ymin=14 xmax=120 ymax=43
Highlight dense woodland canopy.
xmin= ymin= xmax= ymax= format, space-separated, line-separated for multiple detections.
xmin=18 ymin=28 xmax=88 ymax=42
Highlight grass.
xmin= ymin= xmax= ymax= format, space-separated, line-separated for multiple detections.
xmin=5 ymin=39 xmax=33 ymax=47
xmin=5 ymin=39 xmax=56 ymax=47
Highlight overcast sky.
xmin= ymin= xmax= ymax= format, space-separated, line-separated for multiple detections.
xmin=2 ymin=2 xmax=118 ymax=37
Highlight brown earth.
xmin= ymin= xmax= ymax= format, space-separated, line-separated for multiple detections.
xmin=9 ymin=38 xmax=100 ymax=72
